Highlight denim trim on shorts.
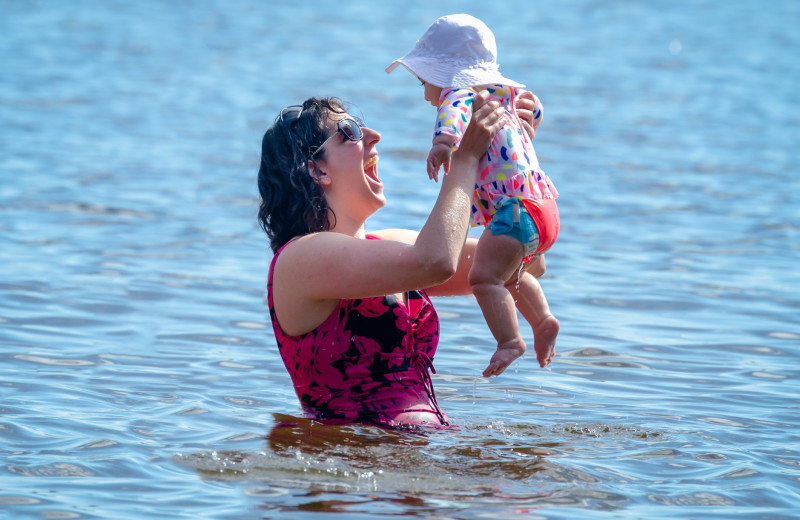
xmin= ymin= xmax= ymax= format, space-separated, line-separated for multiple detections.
xmin=486 ymin=199 xmax=540 ymax=257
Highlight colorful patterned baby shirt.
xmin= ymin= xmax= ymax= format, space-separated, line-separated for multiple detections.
xmin=434 ymin=85 xmax=559 ymax=227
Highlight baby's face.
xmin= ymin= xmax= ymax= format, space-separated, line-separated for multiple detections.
xmin=423 ymin=82 xmax=443 ymax=108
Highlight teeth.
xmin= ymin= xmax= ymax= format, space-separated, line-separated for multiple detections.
xmin=364 ymin=156 xmax=378 ymax=169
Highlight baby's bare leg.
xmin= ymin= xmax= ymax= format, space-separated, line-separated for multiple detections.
xmin=468 ymin=230 xmax=527 ymax=377
xmin=506 ymin=255 xmax=559 ymax=367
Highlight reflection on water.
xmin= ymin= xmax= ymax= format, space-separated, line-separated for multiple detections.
xmin=2 ymin=0 xmax=799 ymax=518
xmin=176 ymin=413 xmax=656 ymax=513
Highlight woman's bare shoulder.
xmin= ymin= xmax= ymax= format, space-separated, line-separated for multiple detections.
xmin=273 ymin=230 xmax=426 ymax=302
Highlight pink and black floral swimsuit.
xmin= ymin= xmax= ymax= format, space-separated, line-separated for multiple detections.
xmin=267 ymin=235 xmax=448 ymax=428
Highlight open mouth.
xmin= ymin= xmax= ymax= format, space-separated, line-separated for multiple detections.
xmin=364 ymin=155 xmax=381 ymax=184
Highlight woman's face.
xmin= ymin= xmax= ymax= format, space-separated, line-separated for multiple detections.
xmin=313 ymin=113 xmax=385 ymax=221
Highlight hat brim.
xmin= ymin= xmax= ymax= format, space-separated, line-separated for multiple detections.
xmin=386 ymin=56 xmax=524 ymax=89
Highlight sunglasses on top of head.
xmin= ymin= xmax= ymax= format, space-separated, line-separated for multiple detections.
xmin=277 ymin=105 xmax=304 ymax=149
xmin=279 ymin=104 xmax=302 ymax=121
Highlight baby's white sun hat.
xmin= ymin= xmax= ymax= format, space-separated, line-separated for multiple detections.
xmin=385 ymin=13 xmax=524 ymax=89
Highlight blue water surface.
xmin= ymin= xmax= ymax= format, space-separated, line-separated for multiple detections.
xmin=1 ymin=1 xmax=799 ymax=519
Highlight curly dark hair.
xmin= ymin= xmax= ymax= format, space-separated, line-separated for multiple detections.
xmin=257 ymin=97 xmax=348 ymax=252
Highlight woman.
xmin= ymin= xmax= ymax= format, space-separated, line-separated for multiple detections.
xmin=258 ymin=91 xmax=550 ymax=428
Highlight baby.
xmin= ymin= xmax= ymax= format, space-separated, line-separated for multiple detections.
xmin=387 ymin=14 xmax=561 ymax=376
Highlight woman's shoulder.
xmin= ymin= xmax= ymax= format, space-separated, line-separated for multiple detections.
xmin=273 ymin=232 xmax=335 ymax=263
xmin=270 ymin=228 xmax=427 ymax=323
xmin=273 ymin=229 xmax=417 ymax=274
xmin=270 ymin=232 xmax=333 ymax=275
xmin=281 ymin=229 xmax=414 ymax=249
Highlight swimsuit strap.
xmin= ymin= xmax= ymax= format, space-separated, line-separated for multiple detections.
xmin=409 ymin=350 xmax=447 ymax=425
xmin=406 ymin=303 xmax=447 ymax=425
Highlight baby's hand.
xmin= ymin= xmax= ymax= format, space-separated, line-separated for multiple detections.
xmin=426 ymin=142 xmax=452 ymax=183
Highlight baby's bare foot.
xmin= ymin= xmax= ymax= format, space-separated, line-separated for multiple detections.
xmin=482 ymin=338 xmax=527 ymax=377
xmin=533 ymin=315 xmax=559 ymax=367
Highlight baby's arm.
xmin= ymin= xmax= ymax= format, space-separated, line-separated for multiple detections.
xmin=427 ymin=134 xmax=456 ymax=182
xmin=428 ymin=87 xmax=475 ymax=182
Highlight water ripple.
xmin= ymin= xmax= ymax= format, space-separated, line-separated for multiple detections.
xmin=13 ymin=354 xmax=95 ymax=366
xmin=7 ymin=463 xmax=96 ymax=478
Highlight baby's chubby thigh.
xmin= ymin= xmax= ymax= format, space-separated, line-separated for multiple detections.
xmin=468 ymin=201 xmax=533 ymax=286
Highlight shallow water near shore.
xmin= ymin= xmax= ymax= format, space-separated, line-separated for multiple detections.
xmin=2 ymin=1 xmax=799 ymax=519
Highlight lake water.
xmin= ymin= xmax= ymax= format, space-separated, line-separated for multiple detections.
xmin=1 ymin=1 xmax=799 ymax=518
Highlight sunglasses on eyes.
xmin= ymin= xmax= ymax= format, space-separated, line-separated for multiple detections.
xmin=309 ymin=117 xmax=365 ymax=159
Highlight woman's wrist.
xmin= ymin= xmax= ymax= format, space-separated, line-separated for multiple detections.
xmin=449 ymin=148 xmax=480 ymax=178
